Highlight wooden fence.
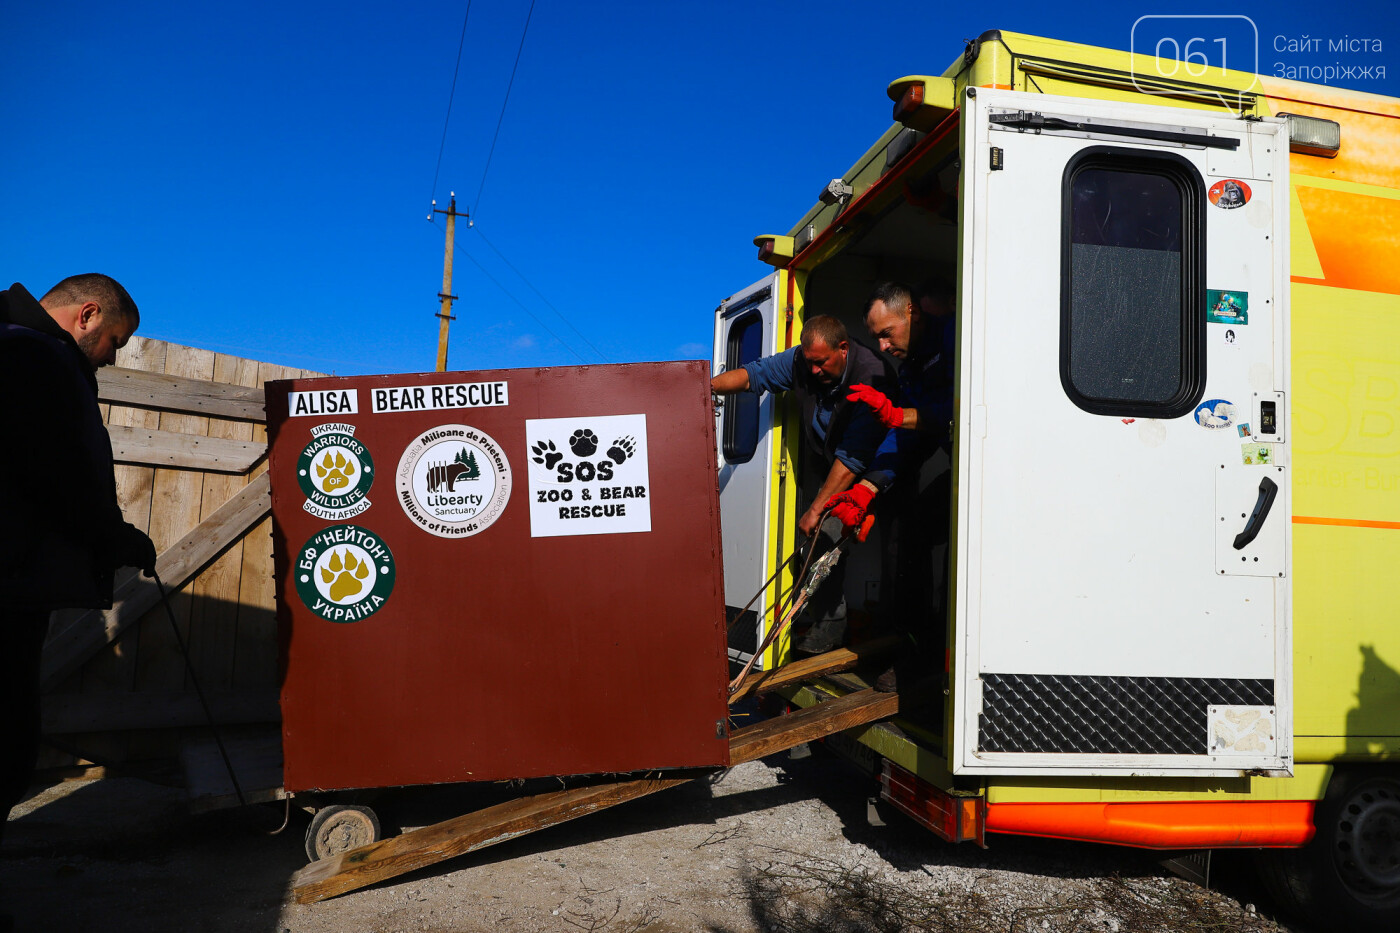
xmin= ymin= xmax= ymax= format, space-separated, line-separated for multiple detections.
xmin=37 ymin=336 xmax=320 ymax=781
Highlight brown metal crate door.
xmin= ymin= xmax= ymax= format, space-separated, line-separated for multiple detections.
xmin=267 ymin=362 xmax=730 ymax=792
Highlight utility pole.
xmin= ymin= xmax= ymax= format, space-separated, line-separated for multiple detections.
xmin=432 ymin=194 xmax=466 ymax=372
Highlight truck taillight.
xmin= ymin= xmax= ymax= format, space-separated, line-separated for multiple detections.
xmin=894 ymin=83 xmax=925 ymax=123
xmin=880 ymin=760 xmax=986 ymax=847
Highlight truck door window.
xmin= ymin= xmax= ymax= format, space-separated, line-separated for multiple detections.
xmin=1060 ymin=147 xmax=1205 ymax=418
xmin=723 ymin=311 xmax=763 ymax=463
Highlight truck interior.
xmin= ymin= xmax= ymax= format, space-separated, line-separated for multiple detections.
xmin=782 ymin=118 xmax=963 ymax=736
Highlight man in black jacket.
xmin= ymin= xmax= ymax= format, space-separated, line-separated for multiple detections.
xmin=0 ymin=275 xmax=157 ymax=846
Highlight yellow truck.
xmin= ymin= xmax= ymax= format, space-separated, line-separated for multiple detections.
xmin=711 ymin=28 xmax=1399 ymax=931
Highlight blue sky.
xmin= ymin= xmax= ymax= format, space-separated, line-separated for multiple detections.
xmin=2 ymin=1 xmax=1394 ymax=375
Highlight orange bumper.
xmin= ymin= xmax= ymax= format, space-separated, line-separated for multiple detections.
xmin=985 ymin=800 xmax=1316 ymax=849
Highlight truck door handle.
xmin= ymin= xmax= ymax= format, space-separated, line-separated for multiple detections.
xmin=1233 ymin=476 xmax=1279 ymax=550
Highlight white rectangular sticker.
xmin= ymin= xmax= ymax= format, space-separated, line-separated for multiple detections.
xmin=370 ymin=381 xmax=509 ymax=414
xmin=288 ymin=388 xmax=359 ymax=417
xmin=526 ymin=414 xmax=651 ymax=538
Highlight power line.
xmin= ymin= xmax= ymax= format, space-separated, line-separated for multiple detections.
xmin=423 ymin=223 xmax=587 ymax=364
xmin=472 ymin=0 xmax=536 ymax=215
xmin=459 ymin=246 xmax=588 ymax=364
xmin=428 ymin=1 xmax=474 ymax=206
xmin=472 ymin=227 xmax=609 ymax=363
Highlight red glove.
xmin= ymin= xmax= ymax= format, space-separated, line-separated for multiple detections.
xmin=847 ymin=383 xmax=903 ymax=429
xmin=825 ymin=483 xmax=877 ymax=538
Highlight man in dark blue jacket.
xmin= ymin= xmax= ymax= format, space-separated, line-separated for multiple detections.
xmin=712 ymin=314 xmax=896 ymax=653
xmin=828 ymin=280 xmax=955 ymax=691
xmin=0 ymin=275 xmax=157 ymax=847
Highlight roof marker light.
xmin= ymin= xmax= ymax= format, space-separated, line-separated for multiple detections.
xmin=753 ymin=235 xmax=794 ymax=267
xmin=1279 ymin=113 xmax=1341 ymax=157
xmin=894 ymin=83 xmax=925 ymax=123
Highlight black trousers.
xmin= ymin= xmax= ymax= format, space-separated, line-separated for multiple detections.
xmin=1 ymin=609 xmax=48 ymax=843
xmin=889 ymin=448 xmax=952 ymax=665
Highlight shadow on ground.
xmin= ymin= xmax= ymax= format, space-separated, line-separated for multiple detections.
xmin=2 ymin=777 xmax=298 ymax=933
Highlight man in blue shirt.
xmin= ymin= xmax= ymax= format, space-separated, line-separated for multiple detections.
xmin=827 ymin=280 xmax=955 ymax=690
xmin=712 ymin=314 xmax=895 ymax=652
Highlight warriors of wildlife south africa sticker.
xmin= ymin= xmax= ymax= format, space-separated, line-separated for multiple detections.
xmin=297 ymin=423 xmax=374 ymax=519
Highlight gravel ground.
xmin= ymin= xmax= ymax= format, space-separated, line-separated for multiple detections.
xmin=2 ymin=749 xmax=1305 ymax=933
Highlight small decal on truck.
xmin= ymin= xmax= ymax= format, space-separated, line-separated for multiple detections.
xmin=295 ymin=524 xmax=395 ymax=623
xmin=1241 ymin=442 xmax=1274 ymax=465
xmin=297 ymin=423 xmax=374 ymax=519
xmin=1208 ymin=178 xmax=1251 ymax=209
xmin=525 ymin=414 xmax=652 ymax=538
xmin=1206 ymin=290 xmax=1248 ymax=325
xmin=396 ymin=424 xmax=513 ymax=538
xmin=1195 ymin=399 xmax=1236 ymax=429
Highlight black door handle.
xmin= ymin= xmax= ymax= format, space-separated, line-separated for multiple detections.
xmin=1233 ymin=476 xmax=1279 ymax=550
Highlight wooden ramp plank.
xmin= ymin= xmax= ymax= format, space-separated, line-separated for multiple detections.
xmin=291 ymin=687 xmax=898 ymax=903
xmin=293 ymin=774 xmax=692 ymax=903
xmin=729 ymin=688 xmax=900 ymax=764
xmin=728 ymin=637 xmax=899 ymax=703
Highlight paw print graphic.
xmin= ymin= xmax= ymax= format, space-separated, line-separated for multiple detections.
xmin=606 ymin=436 xmax=636 ymax=464
xmin=316 ymin=450 xmax=356 ymax=493
xmin=321 ymin=549 xmax=369 ymax=602
xmin=531 ymin=440 xmax=563 ymax=470
xmin=568 ymin=429 xmax=599 ymax=457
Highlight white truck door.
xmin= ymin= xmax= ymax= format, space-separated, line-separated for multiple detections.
xmin=953 ymin=88 xmax=1291 ymax=776
xmin=714 ymin=273 xmax=781 ymax=668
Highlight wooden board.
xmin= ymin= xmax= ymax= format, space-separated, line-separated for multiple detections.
xmin=728 ymin=637 xmax=899 ymax=703
xmin=293 ymin=774 xmax=694 ymax=904
xmin=231 ymin=362 xmax=298 ymax=693
xmin=728 ymin=689 xmax=900 ymax=764
xmin=189 ymin=353 xmax=262 ymax=693
xmin=97 ymin=365 xmax=267 ymax=421
xmin=135 ymin=343 xmax=216 ymax=709
xmin=108 ymin=425 xmax=265 ymax=473
xmin=291 ymin=686 xmax=900 ymax=903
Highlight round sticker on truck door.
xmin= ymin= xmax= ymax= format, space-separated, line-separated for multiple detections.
xmin=295 ymin=524 xmax=396 ymax=622
xmin=1208 ymin=178 xmax=1251 ymax=208
xmin=396 ymin=424 xmax=513 ymax=537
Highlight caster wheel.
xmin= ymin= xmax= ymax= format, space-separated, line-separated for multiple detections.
xmin=304 ymin=804 xmax=381 ymax=862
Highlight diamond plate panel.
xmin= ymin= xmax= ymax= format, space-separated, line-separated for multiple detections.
xmin=978 ymin=673 xmax=1274 ymax=755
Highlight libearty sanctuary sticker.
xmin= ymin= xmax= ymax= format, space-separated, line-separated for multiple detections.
xmin=396 ymin=424 xmax=513 ymax=538
xmin=294 ymin=524 xmax=395 ymax=623
xmin=525 ymin=414 xmax=652 ymax=538
xmin=297 ymin=423 xmax=374 ymax=519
